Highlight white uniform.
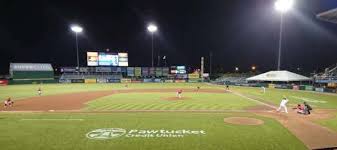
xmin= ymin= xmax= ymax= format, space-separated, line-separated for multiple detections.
xmin=4 ymin=100 xmax=8 ymax=107
xmin=277 ymin=98 xmax=289 ymax=113
xmin=262 ymin=87 xmax=266 ymax=93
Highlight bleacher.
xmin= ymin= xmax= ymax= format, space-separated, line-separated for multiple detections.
xmin=314 ymin=63 xmax=337 ymax=83
xmin=213 ymin=73 xmax=253 ymax=85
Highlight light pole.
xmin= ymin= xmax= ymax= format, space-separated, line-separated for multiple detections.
xmin=147 ymin=24 xmax=158 ymax=67
xmin=274 ymin=0 xmax=294 ymax=70
xmin=71 ymin=25 xmax=83 ymax=70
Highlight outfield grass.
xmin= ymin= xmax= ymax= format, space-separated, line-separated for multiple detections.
xmin=84 ymin=93 xmax=258 ymax=111
xmin=231 ymin=86 xmax=337 ymax=109
xmin=0 ymin=83 xmax=213 ymax=101
xmin=0 ymin=113 xmax=307 ymax=150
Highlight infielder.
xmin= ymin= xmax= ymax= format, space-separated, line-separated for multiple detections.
xmin=38 ymin=87 xmax=42 ymax=96
xmin=4 ymin=98 xmax=14 ymax=108
xmin=176 ymin=89 xmax=182 ymax=99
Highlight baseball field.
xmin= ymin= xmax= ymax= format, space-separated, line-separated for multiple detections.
xmin=0 ymin=83 xmax=337 ymax=150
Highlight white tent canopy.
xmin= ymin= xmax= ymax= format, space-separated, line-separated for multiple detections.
xmin=246 ymin=70 xmax=311 ymax=82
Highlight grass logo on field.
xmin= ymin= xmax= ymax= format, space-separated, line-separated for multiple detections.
xmin=86 ymin=128 xmax=206 ymax=140
xmin=86 ymin=128 xmax=126 ymax=139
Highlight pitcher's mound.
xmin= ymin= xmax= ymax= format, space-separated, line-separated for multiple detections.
xmin=224 ymin=117 xmax=264 ymax=126
xmin=163 ymin=97 xmax=190 ymax=101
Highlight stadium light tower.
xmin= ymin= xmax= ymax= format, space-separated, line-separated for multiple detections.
xmin=274 ymin=0 xmax=294 ymax=70
xmin=147 ymin=24 xmax=158 ymax=67
xmin=71 ymin=25 xmax=83 ymax=70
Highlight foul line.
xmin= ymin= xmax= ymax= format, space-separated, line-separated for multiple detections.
xmin=230 ymin=91 xmax=277 ymax=109
xmin=20 ymin=119 xmax=84 ymax=121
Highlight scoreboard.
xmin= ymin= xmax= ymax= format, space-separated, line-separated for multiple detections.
xmin=87 ymin=52 xmax=128 ymax=67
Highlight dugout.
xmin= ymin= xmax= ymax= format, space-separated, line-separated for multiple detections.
xmin=9 ymin=63 xmax=56 ymax=84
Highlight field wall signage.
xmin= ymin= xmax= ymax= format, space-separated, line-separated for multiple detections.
xmin=86 ymin=128 xmax=206 ymax=140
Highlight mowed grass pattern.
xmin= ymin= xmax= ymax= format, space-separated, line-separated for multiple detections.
xmin=0 ymin=83 xmax=214 ymax=102
xmin=0 ymin=113 xmax=307 ymax=150
xmin=84 ymin=93 xmax=259 ymax=111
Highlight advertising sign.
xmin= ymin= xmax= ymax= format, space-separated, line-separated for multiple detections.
xmin=107 ymin=79 xmax=121 ymax=83
xmin=188 ymin=73 xmax=200 ymax=79
xmin=155 ymin=67 xmax=163 ymax=76
xmin=71 ymin=79 xmax=85 ymax=83
xmin=0 ymin=80 xmax=8 ymax=86
xmin=142 ymin=67 xmax=149 ymax=76
xmin=118 ymin=53 xmax=128 ymax=66
xmin=87 ymin=52 xmax=99 ymax=66
xmin=61 ymin=67 xmax=77 ymax=72
xmin=79 ymin=67 xmax=89 ymax=72
xmin=149 ymin=67 xmax=155 ymax=76
xmin=127 ymin=67 xmax=135 ymax=77
xmin=96 ymin=67 xmax=112 ymax=72
xmin=162 ymin=67 xmax=169 ymax=76
xmin=177 ymin=66 xmax=186 ymax=74
xmin=134 ymin=67 xmax=142 ymax=77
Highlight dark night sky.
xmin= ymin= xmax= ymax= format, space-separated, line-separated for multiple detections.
xmin=1 ymin=0 xmax=337 ymax=74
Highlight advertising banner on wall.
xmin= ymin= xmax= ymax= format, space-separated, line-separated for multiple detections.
xmin=0 ymin=80 xmax=8 ymax=86
xmin=155 ymin=67 xmax=163 ymax=76
xmin=87 ymin=52 xmax=99 ymax=66
xmin=79 ymin=67 xmax=89 ymax=72
xmin=97 ymin=78 xmax=107 ymax=83
xmin=121 ymin=67 xmax=127 ymax=73
xmin=96 ymin=67 xmax=112 ymax=72
xmin=162 ymin=67 xmax=169 ymax=76
xmin=87 ymin=67 xmax=96 ymax=72
xmin=111 ymin=67 xmax=118 ymax=73
xmin=121 ymin=78 xmax=132 ymax=83
xmin=61 ymin=67 xmax=77 ymax=72
xmin=143 ymin=79 xmax=153 ymax=83
xmin=71 ymin=79 xmax=85 ymax=83
xmin=117 ymin=67 xmax=122 ymax=73
xmin=127 ymin=67 xmax=135 ymax=77
xmin=134 ymin=67 xmax=142 ymax=77
xmin=149 ymin=67 xmax=155 ymax=76
xmin=85 ymin=79 xmax=97 ymax=83
xmin=107 ymin=79 xmax=121 ymax=83
xmin=142 ymin=67 xmax=149 ymax=76
xmin=188 ymin=73 xmax=200 ymax=79
xmin=59 ymin=79 xmax=71 ymax=83
xmin=176 ymin=74 xmax=188 ymax=79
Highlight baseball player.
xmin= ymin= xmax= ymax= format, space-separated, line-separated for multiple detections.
xmin=226 ymin=84 xmax=229 ymax=90
xmin=277 ymin=96 xmax=289 ymax=113
xmin=261 ymin=86 xmax=266 ymax=94
xmin=176 ymin=89 xmax=183 ymax=99
xmin=38 ymin=87 xmax=42 ymax=96
xmin=4 ymin=98 xmax=14 ymax=108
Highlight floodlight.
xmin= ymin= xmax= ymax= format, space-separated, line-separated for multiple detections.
xmin=71 ymin=25 xmax=83 ymax=33
xmin=275 ymin=0 xmax=294 ymax=13
xmin=147 ymin=24 xmax=158 ymax=33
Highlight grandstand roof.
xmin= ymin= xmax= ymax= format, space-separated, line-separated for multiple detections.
xmin=317 ymin=8 xmax=337 ymax=24
xmin=246 ymin=70 xmax=311 ymax=82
